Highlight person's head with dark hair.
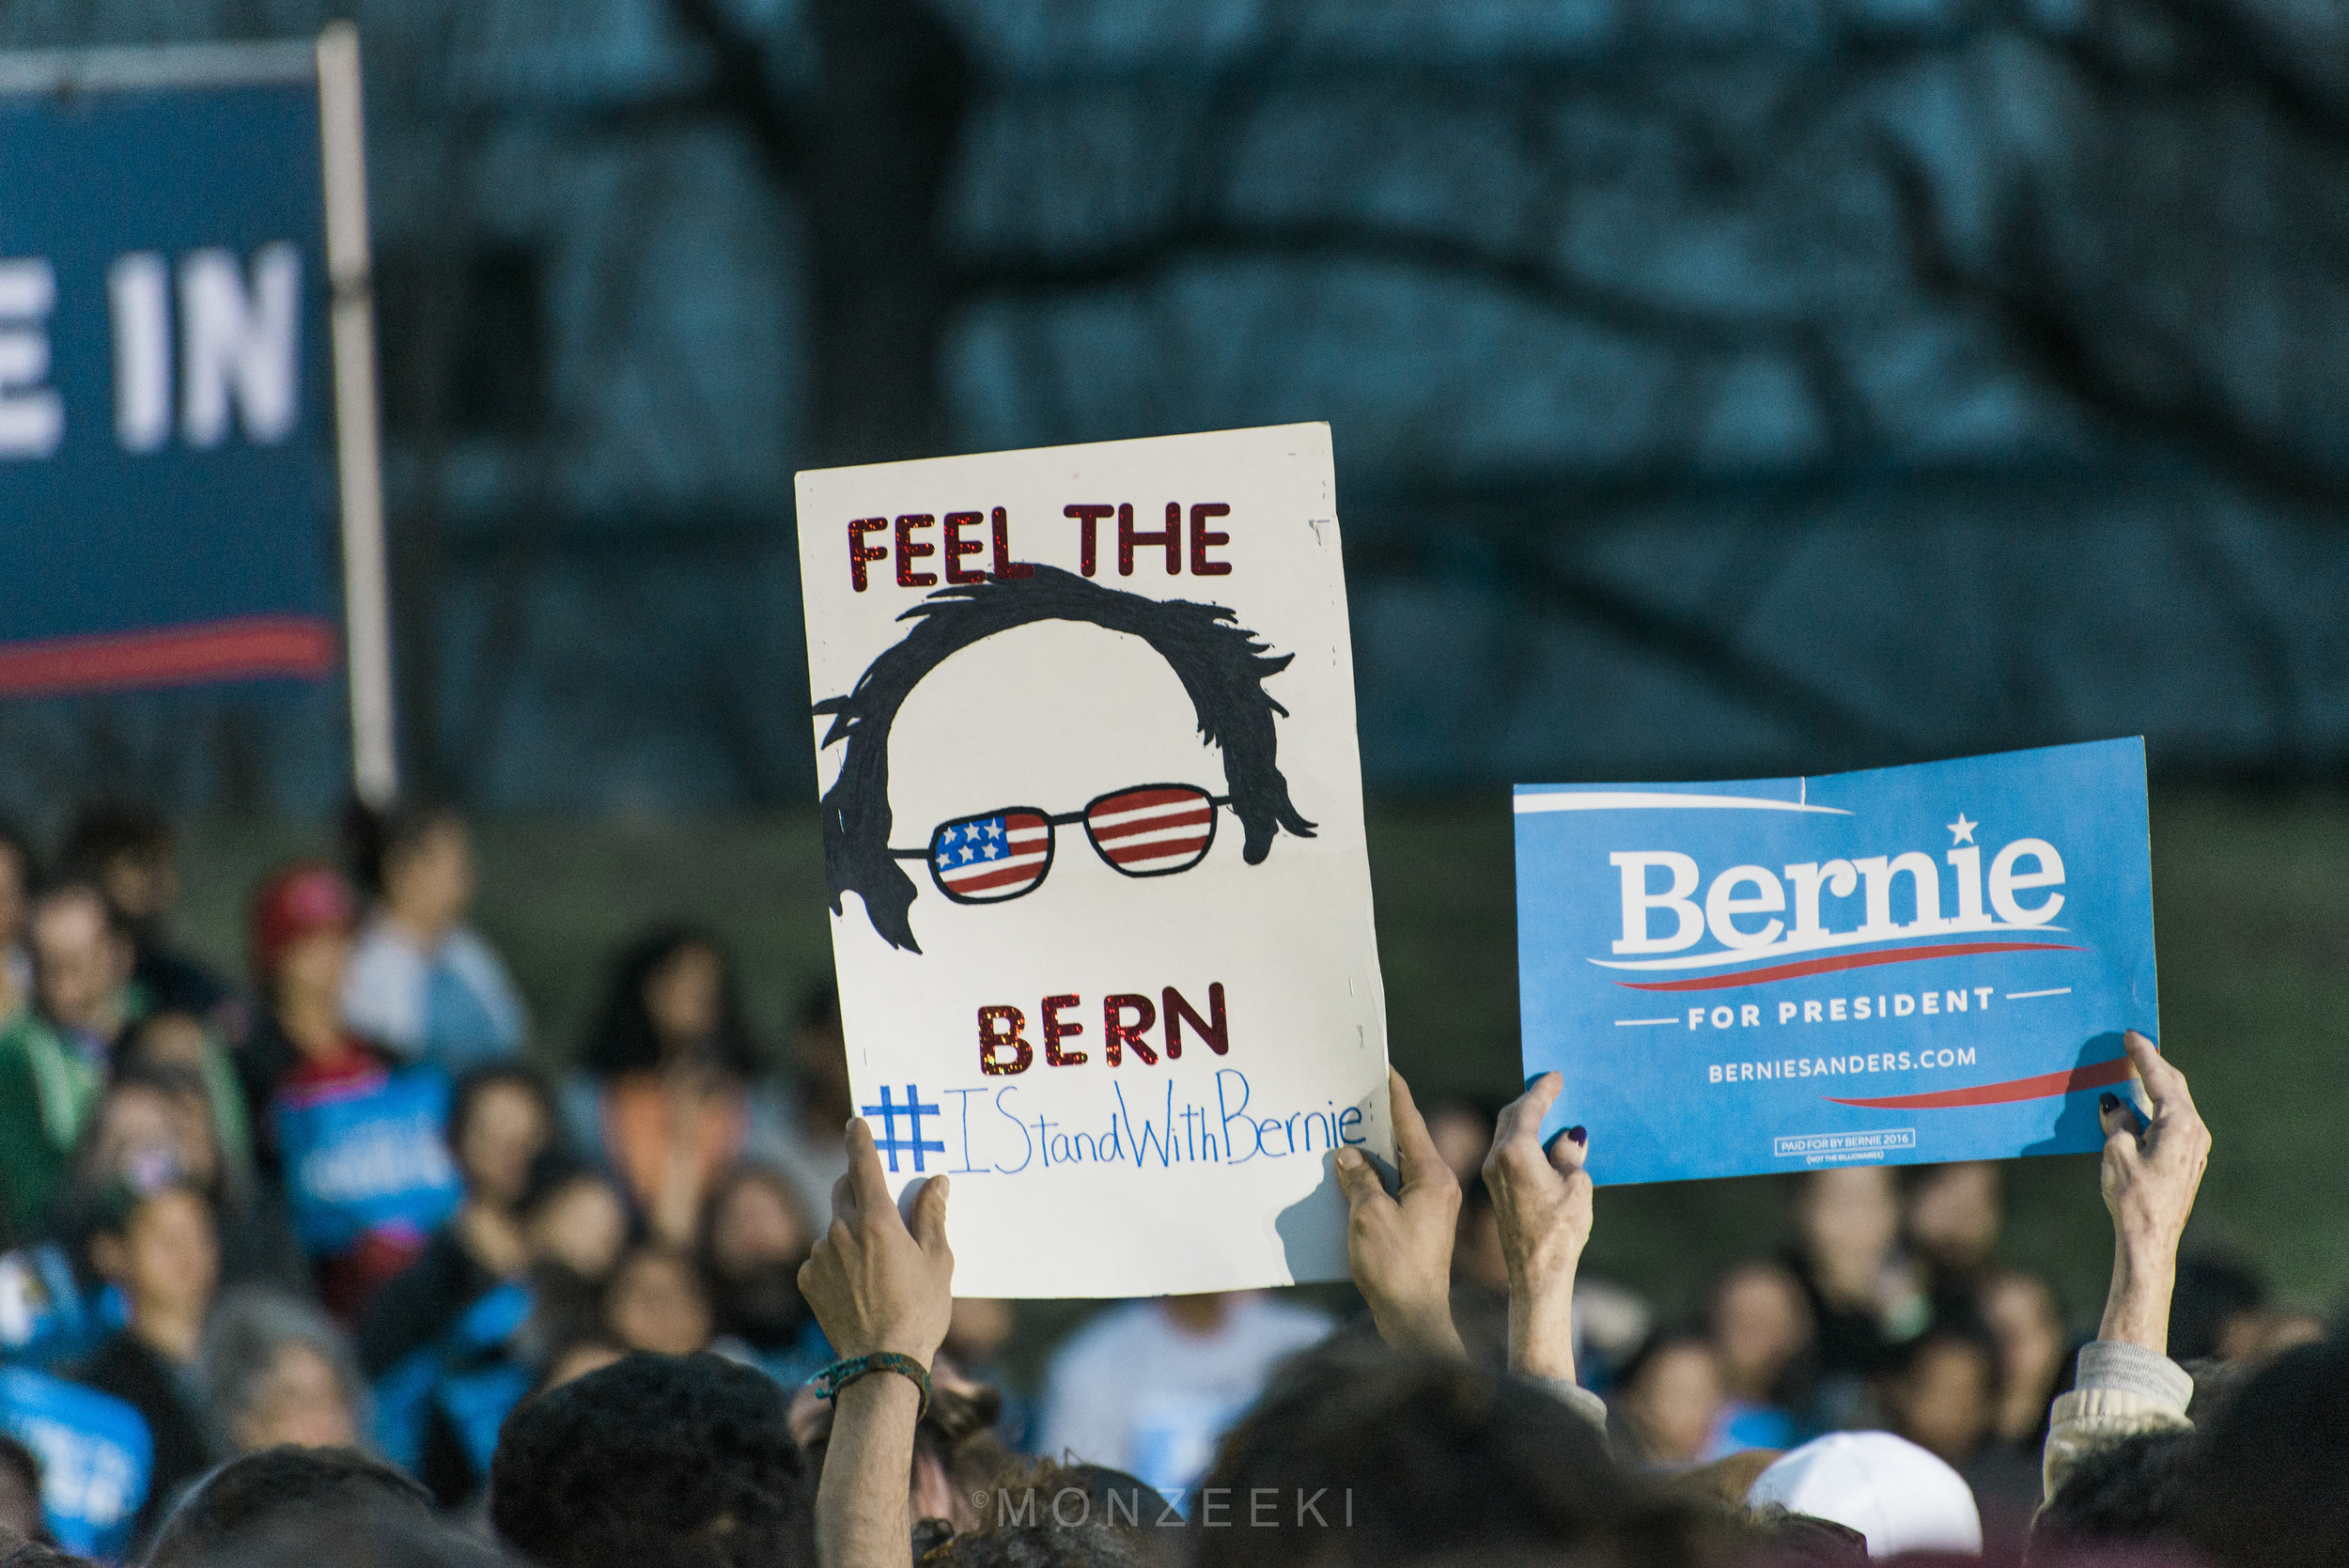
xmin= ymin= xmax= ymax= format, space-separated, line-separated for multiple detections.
xmin=1903 ymin=1159 xmax=2003 ymax=1281
xmin=28 ymin=880 xmax=132 ymax=1040
xmin=2028 ymin=1429 xmax=2195 ymax=1561
xmin=2179 ymin=1336 xmax=2349 ymax=1568
xmin=1742 ymin=1506 xmax=1871 ymax=1565
xmin=88 ymin=1178 xmax=218 ymax=1357
xmin=924 ymin=1459 xmax=1153 ymax=1568
xmin=244 ymin=861 xmax=357 ymax=1012
xmin=143 ymin=1445 xmax=432 ymax=1568
xmin=1709 ymin=1258 xmax=1815 ymax=1407
xmin=0 ymin=1434 xmax=44 ymax=1546
xmin=602 ymin=1242 xmax=713 ymax=1358
xmin=1190 ymin=1339 xmax=1727 ymax=1568
xmin=697 ymin=1162 xmax=813 ymax=1352
xmin=489 ymin=1351 xmax=813 ymax=1568
xmin=188 ymin=1506 xmax=515 ymax=1568
xmin=1614 ymin=1327 xmax=1729 ymax=1468
xmin=1877 ymin=1316 xmax=2001 ymax=1467
xmin=579 ymin=926 xmax=759 ymax=1079
xmin=71 ymin=1062 xmax=221 ymax=1199
xmin=61 ymin=802 xmax=177 ymax=928
xmin=116 ymin=1008 xmax=218 ymax=1081
xmin=814 ymin=566 xmax=1315 ymax=953
xmin=2168 ymin=1249 xmax=2267 ymax=1363
xmin=447 ymin=1063 xmax=555 ymax=1211
xmin=519 ymin=1152 xmax=629 ymax=1276
xmin=516 ymin=1152 xmax=630 ymax=1354
xmin=340 ymin=798 xmax=472 ymax=938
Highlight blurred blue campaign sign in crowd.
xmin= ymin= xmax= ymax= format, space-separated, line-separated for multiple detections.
xmin=4 ymin=0 xmax=2349 ymax=816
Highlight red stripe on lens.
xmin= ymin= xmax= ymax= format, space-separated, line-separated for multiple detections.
xmin=1092 ymin=787 xmax=1207 ymax=817
xmin=1103 ymin=832 xmax=1210 ymax=866
xmin=1090 ymin=805 xmax=1214 ymax=845
xmin=938 ymin=858 xmax=1048 ymax=896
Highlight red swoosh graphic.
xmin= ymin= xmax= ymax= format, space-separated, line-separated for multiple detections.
xmin=0 ymin=615 xmax=338 ymax=695
xmin=1615 ymin=940 xmax=2083 ymax=992
xmin=1827 ymin=1054 xmax=2136 ymax=1110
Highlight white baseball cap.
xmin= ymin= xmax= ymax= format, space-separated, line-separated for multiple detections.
xmin=1746 ymin=1431 xmax=1983 ymax=1558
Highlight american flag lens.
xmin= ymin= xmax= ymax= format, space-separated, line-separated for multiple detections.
xmin=931 ymin=811 xmax=1052 ymax=901
xmin=1085 ymin=785 xmax=1217 ymax=877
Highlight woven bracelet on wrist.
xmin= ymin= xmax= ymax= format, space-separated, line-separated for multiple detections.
xmin=809 ymin=1352 xmax=932 ymax=1420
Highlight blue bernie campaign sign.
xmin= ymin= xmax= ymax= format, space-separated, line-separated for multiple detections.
xmin=1515 ymin=738 xmax=2156 ymax=1186
xmin=273 ymin=1067 xmax=462 ymax=1253
xmin=0 ymin=45 xmax=341 ymax=695
xmin=0 ymin=1365 xmax=152 ymax=1560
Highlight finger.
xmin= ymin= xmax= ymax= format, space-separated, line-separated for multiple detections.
xmin=1544 ymin=1123 xmax=1590 ymax=1178
xmin=827 ymin=1164 xmax=862 ymax=1232
xmin=1332 ymin=1146 xmax=1391 ymax=1214
xmin=2123 ymin=1030 xmax=2199 ymax=1121
xmin=909 ymin=1173 xmax=952 ymax=1254
xmin=2098 ymin=1092 xmax=2144 ymax=1159
xmin=844 ymin=1117 xmax=894 ymax=1217
xmin=1492 ymin=1071 xmax=1563 ymax=1152
xmin=1387 ymin=1069 xmax=1454 ymax=1197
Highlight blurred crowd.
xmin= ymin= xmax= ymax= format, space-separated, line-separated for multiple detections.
xmin=0 ymin=801 xmax=2324 ymax=1568
xmin=0 ymin=802 xmax=859 ymax=1559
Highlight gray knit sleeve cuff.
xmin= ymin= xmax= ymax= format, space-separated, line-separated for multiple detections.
xmin=1527 ymin=1374 xmax=1610 ymax=1432
xmin=2074 ymin=1341 xmax=2193 ymax=1415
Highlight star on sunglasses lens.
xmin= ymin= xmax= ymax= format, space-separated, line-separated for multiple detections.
xmin=927 ymin=811 xmax=1053 ymax=903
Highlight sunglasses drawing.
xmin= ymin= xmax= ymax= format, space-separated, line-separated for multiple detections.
xmin=891 ymin=784 xmax=1233 ymax=903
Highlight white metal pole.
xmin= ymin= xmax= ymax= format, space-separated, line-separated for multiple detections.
xmin=316 ymin=22 xmax=398 ymax=807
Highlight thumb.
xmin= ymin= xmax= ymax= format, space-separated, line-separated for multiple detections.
xmin=909 ymin=1174 xmax=951 ymax=1253
xmin=1332 ymin=1147 xmax=1384 ymax=1211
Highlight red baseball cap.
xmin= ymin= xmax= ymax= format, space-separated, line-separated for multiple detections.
xmin=247 ymin=861 xmax=357 ymax=981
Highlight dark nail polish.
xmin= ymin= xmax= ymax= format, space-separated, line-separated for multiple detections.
xmin=2098 ymin=1093 xmax=2119 ymax=1113
xmin=1567 ymin=1126 xmax=1587 ymax=1145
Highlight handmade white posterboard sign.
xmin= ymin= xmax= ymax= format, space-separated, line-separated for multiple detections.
xmin=795 ymin=424 xmax=1392 ymax=1297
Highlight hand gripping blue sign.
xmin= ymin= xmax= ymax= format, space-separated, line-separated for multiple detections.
xmin=1514 ymin=738 xmax=2156 ymax=1185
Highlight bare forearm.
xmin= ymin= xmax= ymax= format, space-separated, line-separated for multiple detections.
xmin=1373 ymin=1296 xmax=1467 ymax=1359
xmin=2097 ymin=1236 xmax=2177 ymax=1353
xmin=817 ymin=1375 xmax=922 ymax=1568
xmin=1508 ymin=1265 xmax=1577 ymax=1384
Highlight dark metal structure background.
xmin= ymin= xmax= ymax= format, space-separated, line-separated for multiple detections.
xmin=4 ymin=0 xmax=2346 ymax=819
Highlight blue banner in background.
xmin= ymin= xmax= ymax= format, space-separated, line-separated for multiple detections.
xmin=0 ymin=1365 xmax=151 ymax=1560
xmin=273 ymin=1066 xmax=461 ymax=1253
xmin=1515 ymin=738 xmax=2157 ymax=1186
xmin=0 ymin=57 xmax=338 ymax=694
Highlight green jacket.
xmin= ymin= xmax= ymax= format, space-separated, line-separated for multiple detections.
xmin=0 ymin=1007 xmax=104 ymax=1240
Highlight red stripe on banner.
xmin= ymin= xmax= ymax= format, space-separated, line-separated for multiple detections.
xmin=0 ymin=615 xmax=339 ymax=696
xmin=1615 ymin=940 xmax=2084 ymax=992
xmin=1827 ymin=1053 xmax=2137 ymax=1110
